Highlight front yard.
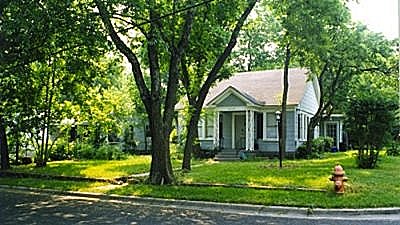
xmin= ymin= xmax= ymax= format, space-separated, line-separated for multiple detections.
xmin=1 ymin=151 xmax=400 ymax=208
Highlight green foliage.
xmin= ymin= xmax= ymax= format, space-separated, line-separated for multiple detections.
xmin=73 ymin=143 xmax=126 ymax=161
xmin=95 ymin=145 xmax=126 ymax=160
xmin=313 ymin=137 xmax=334 ymax=153
xmin=296 ymin=137 xmax=334 ymax=159
xmin=386 ymin=141 xmax=400 ymax=157
xmin=345 ymin=73 xmax=398 ymax=168
xmin=122 ymin=126 xmax=137 ymax=154
xmin=73 ymin=143 xmax=96 ymax=160
xmin=49 ymin=140 xmax=72 ymax=161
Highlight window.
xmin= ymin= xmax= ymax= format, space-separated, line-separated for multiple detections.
xmin=198 ymin=119 xmax=204 ymax=138
xmin=205 ymin=115 xmax=214 ymax=138
xmin=198 ymin=114 xmax=214 ymax=139
xmin=297 ymin=112 xmax=311 ymax=140
xmin=265 ymin=112 xmax=277 ymax=139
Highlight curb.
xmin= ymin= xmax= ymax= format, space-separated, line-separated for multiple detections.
xmin=1 ymin=184 xmax=400 ymax=217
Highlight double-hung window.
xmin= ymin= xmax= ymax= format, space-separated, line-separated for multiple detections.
xmin=265 ymin=112 xmax=277 ymax=139
xmin=198 ymin=114 xmax=214 ymax=139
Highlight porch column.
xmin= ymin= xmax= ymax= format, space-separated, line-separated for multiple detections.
xmin=213 ymin=111 xmax=220 ymax=149
xmin=246 ymin=110 xmax=255 ymax=151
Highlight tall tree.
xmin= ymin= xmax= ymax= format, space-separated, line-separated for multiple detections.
xmin=0 ymin=0 xmax=107 ymax=167
xmin=95 ymin=0 xmax=194 ymax=184
xmin=180 ymin=0 xmax=257 ymax=171
xmin=304 ymin=26 xmax=396 ymax=154
xmin=344 ymin=72 xmax=398 ymax=168
xmin=266 ymin=0 xmax=350 ymax=160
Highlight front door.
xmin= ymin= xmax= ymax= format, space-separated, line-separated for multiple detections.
xmin=234 ymin=114 xmax=246 ymax=149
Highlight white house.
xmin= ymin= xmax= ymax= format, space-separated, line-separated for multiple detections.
xmin=193 ymin=68 xmax=344 ymax=156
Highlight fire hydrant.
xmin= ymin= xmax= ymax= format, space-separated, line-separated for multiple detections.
xmin=329 ymin=164 xmax=348 ymax=194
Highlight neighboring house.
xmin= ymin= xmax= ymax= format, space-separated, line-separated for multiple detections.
xmin=188 ymin=68 xmax=345 ymax=156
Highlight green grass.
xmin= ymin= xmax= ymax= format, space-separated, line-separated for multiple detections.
xmin=10 ymin=155 xmax=153 ymax=179
xmin=3 ymin=151 xmax=400 ymax=208
xmin=0 ymin=177 xmax=109 ymax=193
xmin=105 ymin=152 xmax=400 ymax=208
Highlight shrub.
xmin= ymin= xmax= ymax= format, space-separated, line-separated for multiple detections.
xmin=94 ymin=145 xmax=126 ymax=160
xmin=73 ymin=143 xmax=95 ymax=159
xmin=312 ymin=137 xmax=334 ymax=153
xmin=296 ymin=137 xmax=333 ymax=159
xmin=49 ymin=141 xmax=73 ymax=161
xmin=73 ymin=143 xmax=126 ymax=160
xmin=295 ymin=144 xmax=308 ymax=159
xmin=386 ymin=141 xmax=400 ymax=156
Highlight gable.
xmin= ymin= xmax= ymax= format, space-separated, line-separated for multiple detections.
xmin=216 ymin=93 xmax=247 ymax=107
xmin=204 ymin=69 xmax=309 ymax=107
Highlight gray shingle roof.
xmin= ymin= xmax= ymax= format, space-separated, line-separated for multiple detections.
xmin=205 ymin=68 xmax=309 ymax=107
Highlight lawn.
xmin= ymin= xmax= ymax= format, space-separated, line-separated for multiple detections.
xmin=2 ymin=151 xmax=400 ymax=208
xmin=10 ymin=155 xmax=153 ymax=179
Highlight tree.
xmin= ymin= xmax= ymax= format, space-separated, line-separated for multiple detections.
xmin=344 ymin=73 xmax=398 ymax=168
xmin=304 ymin=25 xmax=396 ymax=155
xmin=266 ymin=0 xmax=351 ymax=160
xmin=231 ymin=4 xmax=282 ymax=72
xmin=0 ymin=0 xmax=107 ymax=167
xmin=95 ymin=0 xmax=196 ymax=184
xmin=180 ymin=0 xmax=257 ymax=171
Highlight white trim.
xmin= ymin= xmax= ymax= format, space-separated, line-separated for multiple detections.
xmin=207 ymin=86 xmax=257 ymax=107
xmin=324 ymin=121 xmax=340 ymax=148
xmin=263 ymin=112 xmax=279 ymax=141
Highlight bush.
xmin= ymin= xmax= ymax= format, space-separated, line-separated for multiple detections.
xmin=386 ymin=141 xmax=400 ymax=156
xmin=357 ymin=149 xmax=380 ymax=169
xmin=295 ymin=137 xmax=334 ymax=159
xmin=95 ymin=145 xmax=126 ymax=160
xmin=73 ymin=143 xmax=126 ymax=160
xmin=313 ymin=137 xmax=334 ymax=153
xmin=73 ymin=143 xmax=95 ymax=159
xmin=49 ymin=141 xmax=73 ymax=161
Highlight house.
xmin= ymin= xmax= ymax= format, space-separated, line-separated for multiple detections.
xmin=191 ymin=68 xmax=345 ymax=157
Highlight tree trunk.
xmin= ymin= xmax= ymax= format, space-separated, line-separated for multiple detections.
xmin=180 ymin=0 xmax=257 ymax=170
xmin=280 ymin=44 xmax=290 ymax=166
xmin=305 ymin=116 xmax=319 ymax=155
xmin=148 ymin=108 xmax=174 ymax=184
xmin=15 ymin=126 xmax=20 ymax=165
xmin=182 ymin=109 xmax=201 ymax=171
xmin=0 ymin=116 xmax=10 ymax=170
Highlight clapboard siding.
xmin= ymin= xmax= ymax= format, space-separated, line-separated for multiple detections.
xmin=217 ymin=94 xmax=246 ymax=107
xmin=299 ymin=82 xmax=319 ymax=114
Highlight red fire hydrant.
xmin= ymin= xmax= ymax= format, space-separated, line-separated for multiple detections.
xmin=329 ymin=164 xmax=348 ymax=194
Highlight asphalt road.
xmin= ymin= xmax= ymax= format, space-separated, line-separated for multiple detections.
xmin=1 ymin=187 xmax=400 ymax=225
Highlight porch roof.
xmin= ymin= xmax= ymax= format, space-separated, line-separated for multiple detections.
xmin=205 ymin=68 xmax=310 ymax=107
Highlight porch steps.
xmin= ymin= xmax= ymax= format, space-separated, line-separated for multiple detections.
xmin=214 ymin=149 xmax=240 ymax=161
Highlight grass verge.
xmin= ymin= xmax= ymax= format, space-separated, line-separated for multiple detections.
xmin=2 ymin=152 xmax=400 ymax=208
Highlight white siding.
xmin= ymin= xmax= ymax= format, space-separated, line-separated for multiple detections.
xmin=298 ymin=82 xmax=319 ymax=115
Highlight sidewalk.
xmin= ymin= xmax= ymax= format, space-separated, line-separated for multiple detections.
xmin=1 ymin=184 xmax=399 ymax=219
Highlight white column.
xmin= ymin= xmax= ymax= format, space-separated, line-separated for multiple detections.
xmin=249 ymin=110 xmax=254 ymax=151
xmin=213 ymin=111 xmax=219 ymax=149
xmin=245 ymin=110 xmax=249 ymax=150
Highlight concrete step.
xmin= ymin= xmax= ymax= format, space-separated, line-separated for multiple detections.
xmin=214 ymin=149 xmax=240 ymax=161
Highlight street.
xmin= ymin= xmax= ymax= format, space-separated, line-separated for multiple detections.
xmin=1 ymin=187 xmax=399 ymax=225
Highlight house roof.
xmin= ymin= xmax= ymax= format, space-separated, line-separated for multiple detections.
xmin=205 ymin=68 xmax=310 ymax=107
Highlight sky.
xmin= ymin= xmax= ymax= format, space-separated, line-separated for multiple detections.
xmin=347 ymin=0 xmax=399 ymax=40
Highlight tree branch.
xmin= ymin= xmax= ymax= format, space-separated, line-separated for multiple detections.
xmin=163 ymin=4 xmax=195 ymax=132
xmin=197 ymin=0 xmax=257 ymax=108
xmin=95 ymin=0 xmax=151 ymax=110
